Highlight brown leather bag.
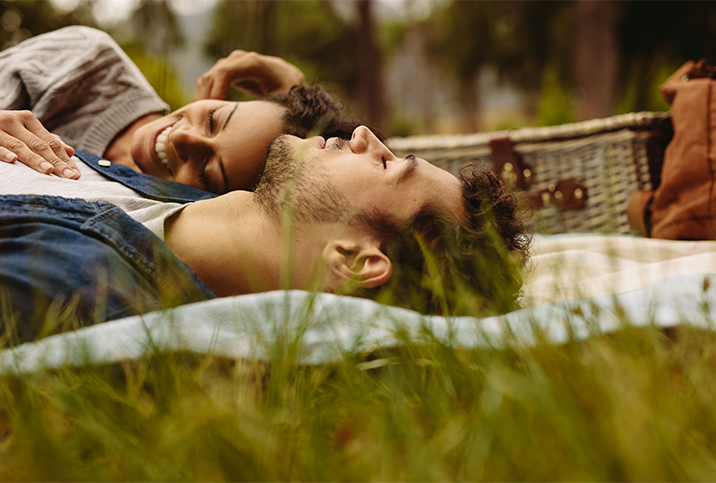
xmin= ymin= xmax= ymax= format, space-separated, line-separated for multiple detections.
xmin=628 ymin=60 xmax=716 ymax=239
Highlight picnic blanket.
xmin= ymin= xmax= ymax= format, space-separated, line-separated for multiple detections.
xmin=2 ymin=234 xmax=716 ymax=374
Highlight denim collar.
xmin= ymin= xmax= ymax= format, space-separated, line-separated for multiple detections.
xmin=75 ymin=150 xmax=218 ymax=204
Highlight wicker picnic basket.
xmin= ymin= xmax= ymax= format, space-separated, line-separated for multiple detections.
xmin=387 ymin=112 xmax=673 ymax=234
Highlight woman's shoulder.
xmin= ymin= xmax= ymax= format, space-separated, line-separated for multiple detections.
xmin=47 ymin=26 xmax=115 ymax=43
xmin=14 ymin=26 xmax=119 ymax=53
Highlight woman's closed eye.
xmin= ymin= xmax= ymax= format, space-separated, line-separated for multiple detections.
xmin=198 ymin=156 xmax=210 ymax=190
xmin=206 ymin=108 xmax=218 ymax=134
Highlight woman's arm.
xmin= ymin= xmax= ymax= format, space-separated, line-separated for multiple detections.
xmin=0 ymin=28 xmax=95 ymax=177
xmin=0 ymin=26 xmax=168 ymax=177
xmin=193 ymin=50 xmax=305 ymax=101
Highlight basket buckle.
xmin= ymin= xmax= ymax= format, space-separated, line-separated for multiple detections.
xmin=523 ymin=180 xmax=588 ymax=211
xmin=489 ymin=136 xmax=533 ymax=190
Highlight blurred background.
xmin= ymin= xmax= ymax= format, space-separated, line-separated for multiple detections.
xmin=2 ymin=0 xmax=716 ymax=138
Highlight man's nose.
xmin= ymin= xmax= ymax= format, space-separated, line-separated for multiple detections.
xmin=172 ymin=128 xmax=211 ymax=162
xmin=350 ymin=126 xmax=391 ymax=157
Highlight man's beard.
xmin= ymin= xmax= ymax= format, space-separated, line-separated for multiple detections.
xmin=254 ymin=135 xmax=354 ymax=224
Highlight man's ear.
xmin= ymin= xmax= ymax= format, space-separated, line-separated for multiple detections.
xmin=323 ymin=239 xmax=392 ymax=290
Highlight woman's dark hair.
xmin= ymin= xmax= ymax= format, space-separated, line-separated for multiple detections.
xmin=267 ymin=85 xmax=380 ymax=141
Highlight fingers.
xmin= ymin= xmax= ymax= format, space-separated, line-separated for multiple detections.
xmin=0 ymin=111 xmax=80 ymax=179
xmin=194 ymin=71 xmax=232 ymax=101
xmin=194 ymin=72 xmax=220 ymax=101
xmin=0 ymin=146 xmax=17 ymax=163
xmin=22 ymin=114 xmax=79 ymax=177
xmin=194 ymin=50 xmax=246 ymax=101
xmin=194 ymin=50 xmax=306 ymax=101
xmin=53 ymin=133 xmax=75 ymax=158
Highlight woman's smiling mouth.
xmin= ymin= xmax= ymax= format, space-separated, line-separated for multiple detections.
xmin=155 ymin=126 xmax=173 ymax=174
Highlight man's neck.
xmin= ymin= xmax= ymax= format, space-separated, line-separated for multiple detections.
xmin=163 ymin=191 xmax=284 ymax=296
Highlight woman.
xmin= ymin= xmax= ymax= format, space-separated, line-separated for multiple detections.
xmin=0 ymin=26 xmax=352 ymax=194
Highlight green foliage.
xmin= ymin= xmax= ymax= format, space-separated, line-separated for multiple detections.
xmin=425 ymin=1 xmax=574 ymax=96
xmin=617 ymin=59 xmax=677 ymax=115
xmin=618 ymin=1 xmax=716 ymax=111
xmin=120 ymin=43 xmax=190 ymax=112
xmin=537 ymin=65 xmax=574 ymax=126
xmin=424 ymin=0 xmax=716 ymax=125
xmin=0 ymin=0 xmax=96 ymax=50
xmin=3 ymin=319 xmax=716 ymax=479
xmin=381 ymin=18 xmax=410 ymax=62
xmin=388 ymin=109 xmax=424 ymax=138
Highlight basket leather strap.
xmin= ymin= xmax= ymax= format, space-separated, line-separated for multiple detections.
xmin=524 ymin=180 xmax=588 ymax=210
xmin=627 ymin=190 xmax=654 ymax=237
xmin=489 ymin=136 xmax=533 ymax=190
xmin=489 ymin=135 xmax=587 ymax=211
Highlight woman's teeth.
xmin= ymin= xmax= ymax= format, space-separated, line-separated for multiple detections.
xmin=155 ymin=126 xmax=172 ymax=169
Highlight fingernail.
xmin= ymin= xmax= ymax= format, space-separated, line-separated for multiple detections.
xmin=40 ymin=162 xmax=53 ymax=173
xmin=4 ymin=152 xmax=17 ymax=162
xmin=63 ymin=168 xmax=77 ymax=178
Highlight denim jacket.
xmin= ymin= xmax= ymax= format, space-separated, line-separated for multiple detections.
xmin=74 ymin=150 xmax=218 ymax=203
xmin=0 ymin=151 xmax=217 ymax=342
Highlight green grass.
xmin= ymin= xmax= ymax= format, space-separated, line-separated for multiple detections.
xmin=2 ymin=318 xmax=716 ymax=480
xmin=2 ymin=214 xmax=715 ymax=480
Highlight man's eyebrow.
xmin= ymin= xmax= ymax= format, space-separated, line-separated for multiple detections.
xmin=222 ymin=103 xmax=238 ymax=132
xmin=396 ymin=154 xmax=417 ymax=184
xmin=219 ymin=157 xmax=229 ymax=193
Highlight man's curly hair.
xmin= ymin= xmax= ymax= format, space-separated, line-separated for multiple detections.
xmin=355 ymin=164 xmax=532 ymax=316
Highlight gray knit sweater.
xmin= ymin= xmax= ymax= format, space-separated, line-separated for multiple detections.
xmin=0 ymin=26 xmax=169 ymax=156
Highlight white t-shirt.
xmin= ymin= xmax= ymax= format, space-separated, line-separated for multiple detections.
xmin=0 ymin=158 xmax=186 ymax=241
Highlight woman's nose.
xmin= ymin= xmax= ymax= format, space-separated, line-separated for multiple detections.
xmin=172 ymin=128 xmax=210 ymax=162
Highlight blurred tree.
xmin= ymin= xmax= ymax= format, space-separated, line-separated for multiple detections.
xmin=204 ymin=0 xmax=386 ymax=132
xmin=422 ymin=1 xmax=490 ymax=131
xmin=126 ymin=0 xmax=183 ymax=55
xmin=424 ymin=1 xmax=572 ymax=130
xmin=120 ymin=42 xmax=188 ymax=112
xmin=354 ymin=0 xmax=385 ymax=132
xmin=617 ymin=1 xmax=716 ymax=112
xmin=120 ymin=0 xmax=188 ymax=110
xmin=575 ymin=0 xmax=716 ymax=119
xmin=575 ymin=0 xmax=619 ymax=120
xmin=0 ymin=0 xmax=96 ymax=50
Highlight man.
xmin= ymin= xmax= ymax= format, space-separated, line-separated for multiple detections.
xmin=0 ymin=125 xmax=529 ymax=342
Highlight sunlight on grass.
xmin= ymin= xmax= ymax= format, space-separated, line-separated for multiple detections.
xmin=2 ymin=293 xmax=716 ymax=480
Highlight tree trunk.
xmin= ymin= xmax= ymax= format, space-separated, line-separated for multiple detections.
xmin=355 ymin=0 xmax=385 ymax=133
xmin=462 ymin=72 xmax=481 ymax=133
xmin=575 ymin=0 xmax=619 ymax=121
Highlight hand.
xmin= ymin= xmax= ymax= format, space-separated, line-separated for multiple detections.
xmin=0 ymin=110 xmax=79 ymax=179
xmin=193 ymin=50 xmax=306 ymax=101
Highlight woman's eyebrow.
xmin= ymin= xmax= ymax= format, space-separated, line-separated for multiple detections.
xmin=222 ymin=103 xmax=239 ymax=132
